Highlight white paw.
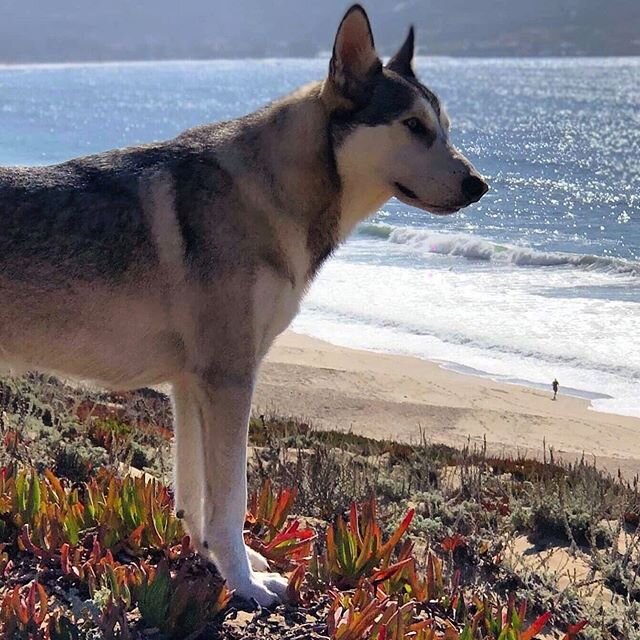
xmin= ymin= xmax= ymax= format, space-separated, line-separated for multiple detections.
xmin=246 ymin=546 xmax=270 ymax=572
xmin=260 ymin=573 xmax=289 ymax=600
xmin=232 ymin=571 xmax=289 ymax=607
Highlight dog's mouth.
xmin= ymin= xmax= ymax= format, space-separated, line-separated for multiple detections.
xmin=393 ymin=182 xmax=461 ymax=216
xmin=394 ymin=181 xmax=418 ymax=200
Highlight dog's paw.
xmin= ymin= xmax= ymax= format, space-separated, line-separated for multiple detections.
xmin=260 ymin=573 xmax=289 ymax=600
xmin=246 ymin=546 xmax=270 ymax=572
xmin=233 ymin=572 xmax=289 ymax=608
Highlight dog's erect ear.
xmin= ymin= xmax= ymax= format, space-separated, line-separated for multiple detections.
xmin=328 ymin=5 xmax=382 ymax=104
xmin=386 ymin=26 xmax=416 ymax=78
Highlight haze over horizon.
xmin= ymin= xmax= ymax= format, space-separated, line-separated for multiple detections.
xmin=1 ymin=0 xmax=639 ymax=63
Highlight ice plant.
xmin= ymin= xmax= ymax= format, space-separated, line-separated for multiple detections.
xmin=311 ymin=496 xmax=415 ymax=589
xmin=0 ymin=581 xmax=48 ymax=639
xmin=83 ymin=471 xmax=183 ymax=551
xmin=1 ymin=467 xmax=182 ymax=557
xmin=12 ymin=469 xmax=86 ymax=554
xmin=59 ymin=538 xmax=136 ymax=601
xmin=246 ymin=479 xmax=316 ymax=569
xmin=247 ymin=478 xmax=297 ymax=533
xmin=133 ymin=559 xmax=232 ymax=639
xmin=369 ymin=543 xmax=443 ymax=603
xmin=87 ymin=418 xmax=133 ymax=457
xmin=327 ymin=581 xmax=432 ymax=640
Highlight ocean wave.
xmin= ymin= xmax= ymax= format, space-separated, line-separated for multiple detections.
xmin=357 ymin=224 xmax=640 ymax=275
xmin=302 ymin=301 xmax=640 ymax=383
xmin=357 ymin=222 xmax=395 ymax=239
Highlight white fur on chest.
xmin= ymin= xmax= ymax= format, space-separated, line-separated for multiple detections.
xmin=252 ymin=228 xmax=310 ymax=360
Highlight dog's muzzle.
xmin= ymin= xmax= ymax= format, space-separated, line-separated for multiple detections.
xmin=461 ymin=175 xmax=489 ymax=204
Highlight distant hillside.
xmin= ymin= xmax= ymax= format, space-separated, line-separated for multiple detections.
xmin=1 ymin=0 xmax=639 ymax=62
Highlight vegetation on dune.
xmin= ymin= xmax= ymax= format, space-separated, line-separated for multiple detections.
xmin=1 ymin=375 xmax=640 ymax=638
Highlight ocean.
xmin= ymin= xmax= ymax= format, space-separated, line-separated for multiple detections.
xmin=0 ymin=58 xmax=638 ymax=417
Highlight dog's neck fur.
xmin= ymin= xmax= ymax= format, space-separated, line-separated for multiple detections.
xmin=223 ymin=80 xmax=388 ymax=280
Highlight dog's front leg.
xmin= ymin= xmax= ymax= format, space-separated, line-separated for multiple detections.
xmin=172 ymin=379 xmax=204 ymax=537
xmin=183 ymin=375 xmax=287 ymax=606
xmin=172 ymin=379 xmax=269 ymax=573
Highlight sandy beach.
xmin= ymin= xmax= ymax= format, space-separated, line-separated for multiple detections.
xmin=255 ymin=332 xmax=640 ymax=479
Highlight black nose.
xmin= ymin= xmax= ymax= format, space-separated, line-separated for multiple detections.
xmin=461 ymin=175 xmax=488 ymax=203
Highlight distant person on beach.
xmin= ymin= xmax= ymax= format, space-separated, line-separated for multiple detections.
xmin=552 ymin=378 xmax=559 ymax=400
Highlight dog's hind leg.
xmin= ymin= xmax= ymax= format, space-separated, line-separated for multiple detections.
xmin=179 ymin=374 xmax=287 ymax=606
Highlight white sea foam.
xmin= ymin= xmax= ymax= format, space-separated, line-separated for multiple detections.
xmin=296 ymin=241 xmax=640 ymax=418
xmin=357 ymin=224 xmax=640 ymax=276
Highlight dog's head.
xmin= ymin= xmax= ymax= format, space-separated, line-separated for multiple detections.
xmin=324 ymin=4 xmax=488 ymax=217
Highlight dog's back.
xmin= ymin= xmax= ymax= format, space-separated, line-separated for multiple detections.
xmin=0 ymin=128 xmax=240 ymax=385
xmin=0 ymin=131 xmax=233 ymax=283
xmin=1 ymin=152 xmax=157 ymax=283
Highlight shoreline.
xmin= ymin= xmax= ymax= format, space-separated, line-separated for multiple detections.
xmin=436 ymin=361 xmax=614 ymax=405
xmin=293 ymin=324 xmax=634 ymax=416
xmin=256 ymin=331 xmax=640 ymax=479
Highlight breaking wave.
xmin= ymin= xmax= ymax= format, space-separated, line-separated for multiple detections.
xmin=357 ymin=224 xmax=640 ymax=276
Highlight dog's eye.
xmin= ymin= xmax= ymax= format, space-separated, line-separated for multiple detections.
xmin=403 ymin=118 xmax=426 ymax=134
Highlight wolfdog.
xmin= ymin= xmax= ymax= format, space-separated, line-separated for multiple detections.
xmin=0 ymin=5 xmax=487 ymax=604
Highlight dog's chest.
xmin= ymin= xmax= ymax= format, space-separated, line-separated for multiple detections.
xmin=252 ymin=236 xmax=311 ymax=359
